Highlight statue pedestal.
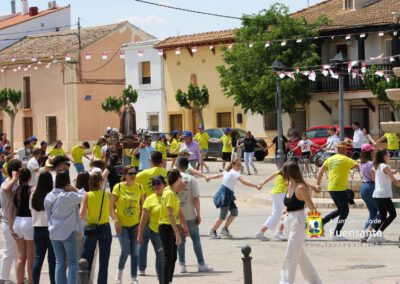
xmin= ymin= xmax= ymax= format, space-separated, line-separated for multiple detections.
xmin=120 ymin=136 xmax=140 ymax=149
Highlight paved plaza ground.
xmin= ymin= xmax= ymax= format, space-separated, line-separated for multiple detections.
xmin=2 ymin=160 xmax=400 ymax=283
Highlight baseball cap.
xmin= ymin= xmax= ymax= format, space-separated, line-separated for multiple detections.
xmin=224 ymin=128 xmax=231 ymax=133
xmin=160 ymin=134 xmax=166 ymax=139
xmin=198 ymin=125 xmax=204 ymax=129
xmin=182 ymin=130 xmax=193 ymax=137
xmin=0 ymin=147 xmax=4 ymax=154
xmin=29 ymin=136 xmax=38 ymax=142
xmin=361 ymin=143 xmax=374 ymax=152
xmin=172 ymin=130 xmax=179 ymax=135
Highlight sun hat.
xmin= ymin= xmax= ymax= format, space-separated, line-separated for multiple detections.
xmin=361 ymin=143 xmax=374 ymax=152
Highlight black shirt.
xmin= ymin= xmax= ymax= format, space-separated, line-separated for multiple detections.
xmin=14 ymin=184 xmax=32 ymax=217
xmin=272 ymin=136 xmax=288 ymax=154
xmin=243 ymin=138 xmax=258 ymax=153
xmin=107 ymin=164 xmax=124 ymax=192
xmin=284 ymin=191 xmax=305 ymax=212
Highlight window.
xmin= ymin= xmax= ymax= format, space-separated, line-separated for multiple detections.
xmin=344 ymin=0 xmax=353 ymax=9
xmin=216 ymin=112 xmax=232 ymax=128
xmin=169 ymin=114 xmax=183 ymax=134
xmin=336 ymin=44 xmax=348 ymax=57
xmin=46 ymin=116 xmax=57 ymax=144
xmin=264 ymin=112 xmax=277 ymax=131
xmin=140 ymin=61 xmax=151 ymax=84
xmin=147 ymin=113 xmax=159 ymax=131
xmin=22 ymin=76 xmax=31 ymax=109
xmin=350 ymin=105 xmax=369 ymax=130
xmin=379 ymin=104 xmax=395 ymax=136
xmin=290 ymin=108 xmax=306 ymax=134
xmin=384 ymin=39 xmax=393 ymax=64
xmin=23 ymin=117 xmax=33 ymax=140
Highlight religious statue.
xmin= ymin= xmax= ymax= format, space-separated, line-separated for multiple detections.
xmin=119 ymin=97 xmax=137 ymax=137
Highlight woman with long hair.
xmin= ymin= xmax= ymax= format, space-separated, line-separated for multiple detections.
xmin=8 ymin=167 xmax=35 ymax=284
xmin=48 ymin=140 xmax=65 ymax=157
xmin=280 ymin=161 xmax=322 ymax=284
xmin=137 ymin=175 xmax=166 ymax=283
xmin=156 ymin=134 xmax=169 ymax=168
xmin=92 ymin=138 xmax=106 ymax=161
xmin=110 ymin=166 xmax=145 ymax=284
xmin=239 ymin=131 xmax=265 ymax=175
xmin=30 ymin=172 xmax=56 ymax=284
xmin=80 ymin=172 xmax=112 ymax=284
xmin=169 ymin=130 xmax=181 ymax=170
xmin=159 ymin=170 xmax=187 ymax=284
xmin=76 ymin=171 xmax=90 ymax=192
xmin=207 ymin=159 xmax=261 ymax=239
xmin=358 ymin=144 xmax=378 ymax=242
xmin=362 ymin=128 xmax=376 ymax=146
xmin=45 ymin=172 xmax=85 ymax=284
xmin=368 ymin=149 xmax=400 ymax=243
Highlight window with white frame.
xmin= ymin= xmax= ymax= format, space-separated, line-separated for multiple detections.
xmin=147 ymin=112 xmax=159 ymax=131
xmin=140 ymin=61 xmax=151 ymax=84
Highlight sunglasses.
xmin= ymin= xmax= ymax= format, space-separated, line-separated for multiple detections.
xmin=126 ymin=172 xmax=136 ymax=176
xmin=152 ymin=181 xmax=163 ymax=187
xmin=65 ymin=162 xmax=70 ymax=166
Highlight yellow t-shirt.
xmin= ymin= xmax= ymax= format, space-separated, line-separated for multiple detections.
xmin=71 ymin=145 xmax=85 ymax=163
xmin=323 ymin=154 xmax=357 ymax=191
xmin=49 ymin=148 xmax=65 ymax=157
xmin=155 ymin=142 xmax=168 ymax=159
xmin=170 ymin=138 xmax=181 ymax=155
xmin=194 ymin=132 xmax=211 ymax=150
xmin=142 ymin=193 xmax=161 ymax=233
xmin=159 ymin=186 xmax=180 ymax=225
xmin=93 ymin=145 xmax=103 ymax=160
xmin=112 ymin=182 xmax=144 ymax=227
xmin=385 ymin=133 xmax=399 ymax=150
xmin=136 ymin=167 xmax=168 ymax=197
xmin=270 ymin=173 xmax=287 ymax=195
xmin=131 ymin=154 xmax=140 ymax=167
xmin=87 ymin=190 xmax=110 ymax=225
xmin=220 ymin=135 xmax=232 ymax=153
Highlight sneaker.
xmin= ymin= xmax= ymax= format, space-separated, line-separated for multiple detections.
xmin=198 ymin=263 xmax=214 ymax=272
xmin=221 ymin=228 xmax=233 ymax=239
xmin=138 ymin=270 xmax=145 ymax=276
xmin=367 ymin=234 xmax=378 ymax=243
xmin=256 ymin=232 xmax=270 ymax=241
xmin=180 ymin=264 xmax=187 ymax=273
xmin=209 ymin=229 xmax=220 ymax=239
xmin=274 ymin=231 xmax=288 ymax=241
xmin=332 ymin=235 xmax=348 ymax=241
xmin=115 ymin=270 xmax=123 ymax=284
xmin=131 ymin=277 xmax=139 ymax=284
xmin=377 ymin=236 xmax=387 ymax=244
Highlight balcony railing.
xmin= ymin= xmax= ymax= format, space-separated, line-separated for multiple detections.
xmin=309 ymin=63 xmax=394 ymax=93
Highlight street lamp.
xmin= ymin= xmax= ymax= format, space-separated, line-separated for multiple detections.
xmin=272 ymin=60 xmax=286 ymax=168
xmin=330 ymin=51 xmax=348 ymax=141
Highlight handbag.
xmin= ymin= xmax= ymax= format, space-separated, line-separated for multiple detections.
xmin=84 ymin=190 xmax=105 ymax=237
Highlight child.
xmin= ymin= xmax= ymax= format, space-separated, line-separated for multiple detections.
xmin=291 ymin=132 xmax=320 ymax=160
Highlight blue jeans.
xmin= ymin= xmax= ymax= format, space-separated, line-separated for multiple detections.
xmin=74 ymin=163 xmax=85 ymax=174
xmin=118 ymin=225 xmax=138 ymax=278
xmin=51 ymin=232 xmax=78 ymax=284
xmin=138 ymin=225 xmax=163 ymax=281
xmin=360 ymin=182 xmax=379 ymax=230
xmin=82 ymin=224 xmax=112 ymax=284
xmin=244 ymin=151 xmax=256 ymax=173
xmin=33 ymin=227 xmax=55 ymax=284
xmin=178 ymin=220 xmax=205 ymax=266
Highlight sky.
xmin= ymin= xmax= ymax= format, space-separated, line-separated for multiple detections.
xmin=0 ymin=0 xmax=323 ymax=39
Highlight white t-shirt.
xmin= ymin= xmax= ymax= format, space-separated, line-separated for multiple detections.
xmin=373 ymin=163 xmax=393 ymax=198
xmin=297 ymin=139 xmax=313 ymax=153
xmin=29 ymin=193 xmax=48 ymax=227
xmin=178 ymin=172 xmax=200 ymax=221
xmin=326 ymin=135 xmax=340 ymax=153
xmin=27 ymin=157 xmax=40 ymax=187
xmin=222 ymin=169 xmax=241 ymax=191
xmin=353 ymin=128 xmax=363 ymax=149
xmin=17 ymin=147 xmax=31 ymax=164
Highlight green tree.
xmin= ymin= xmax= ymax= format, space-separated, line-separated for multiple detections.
xmin=0 ymin=88 xmax=22 ymax=148
xmin=217 ymin=3 xmax=328 ymax=115
xmin=364 ymin=66 xmax=400 ymax=120
xmin=101 ymin=85 xmax=138 ymax=114
xmin=176 ymin=84 xmax=209 ymax=128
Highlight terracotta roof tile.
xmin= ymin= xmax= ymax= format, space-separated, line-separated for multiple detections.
xmin=0 ymin=6 xmax=70 ymax=30
xmin=0 ymin=22 xmax=129 ymax=65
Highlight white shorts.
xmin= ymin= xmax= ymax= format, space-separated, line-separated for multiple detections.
xmin=13 ymin=217 xmax=34 ymax=241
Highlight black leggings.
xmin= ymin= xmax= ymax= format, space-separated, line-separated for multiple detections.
xmin=375 ymin=198 xmax=397 ymax=232
xmin=159 ymin=224 xmax=177 ymax=284
xmin=322 ymin=191 xmax=349 ymax=235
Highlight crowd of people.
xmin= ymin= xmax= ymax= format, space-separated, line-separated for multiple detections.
xmin=0 ymin=122 xmax=399 ymax=284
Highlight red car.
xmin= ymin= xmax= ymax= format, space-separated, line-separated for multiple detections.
xmin=305 ymin=125 xmax=354 ymax=154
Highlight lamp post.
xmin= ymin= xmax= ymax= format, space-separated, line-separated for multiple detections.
xmin=272 ymin=60 xmax=286 ymax=168
xmin=330 ymin=51 xmax=348 ymax=141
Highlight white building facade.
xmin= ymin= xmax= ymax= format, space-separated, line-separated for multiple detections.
xmin=123 ymin=39 xmax=165 ymax=132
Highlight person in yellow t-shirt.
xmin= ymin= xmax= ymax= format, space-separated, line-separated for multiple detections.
xmin=136 ymin=151 xmax=167 ymax=197
xmin=155 ymin=134 xmax=169 ymax=168
xmin=131 ymin=152 xmax=140 ymax=172
xmin=219 ymin=128 xmax=233 ymax=172
xmin=71 ymin=142 xmax=91 ymax=174
xmin=169 ymin=130 xmax=181 ymax=170
xmin=137 ymin=175 xmax=165 ymax=280
xmin=376 ymin=132 xmax=400 ymax=157
xmin=92 ymin=137 xmax=106 ymax=161
xmin=316 ymin=142 xmax=358 ymax=240
xmin=48 ymin=140 xmax=65 ymax=157
xmin=158 ymin=170 xmax=187 ymax=284
xmin=110 ymin=166 xmax=145 ymax=283
xmin=79 ymin=172 xmax=112 ymax=282
xmin=194 ymin=125 xmax=211 ymax=173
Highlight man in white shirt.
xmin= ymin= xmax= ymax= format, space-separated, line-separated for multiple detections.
xmin=17 ymin=140 xmax=33 ymax=165
xmin=321 ymin=127 xmax=340 ymax=156
xmin=27 ymin=148 xmax=42 ymax=187
xmin=350 ymin=122 xmax=363 ymax=159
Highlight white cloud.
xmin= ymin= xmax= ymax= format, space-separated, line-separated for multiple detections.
xmin=124 ymin=15 xmax=169 ymax=27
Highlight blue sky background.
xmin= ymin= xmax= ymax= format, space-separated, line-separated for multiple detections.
xmin=0 ymin=0 xmax=323 ymax=38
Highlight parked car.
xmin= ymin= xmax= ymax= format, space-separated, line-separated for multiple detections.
xmin=305 ymin=125 xmax=354 ymax=154
xmin=205 ymin=128 xmax=267 ymax=161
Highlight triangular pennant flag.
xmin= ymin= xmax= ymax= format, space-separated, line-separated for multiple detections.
xmin=158 ymin=49 xmax=164 ymax=56
xmin=265 ymin=42 xmax=270 ymax=48
xmin=281 ymin=41 xmax=287 ymax=46
xmin=175 ymin=48 xmax=181 ymax=55
xmin=351 ymin=61 xmax=358 ymax=67
xmin=301 ymin=71 xmax=310 ymax=76
xmin=331 ymin=73 xmax=339 ymax=79
xmin=31 ymin=55 xmax=37 ymax=62
xmin=209 ymin=45 xmax=214 ymax=50
xmin=101 ymin=52 xmax=108 ymax=60
xmin=17 ymin=66 xmax=21 ymax=70
xmin=329 ymin=69 xmax=335 ymax=77
xmin=46 ymin=63 xmax=51 ymax=69
xmin=370 ymin=53 xmax=384 ymax=60
xmin=345 ymin=35 xmax=351 ymax=40
xmin=248 ymin=43 xmax=253 ymax=48
xmin=137 ymin=50 xmax=144 ymax=57
xmin=85 ymin=52 xmax=92 ymax=60
xmin=390 ymin=57 xmax=395 ymax=62
xmin=322 ymin=69 xmax=329 ymax=77
xmin=191 ymin=47 xmax=198 ymax=53
xmin=228 ymin=44 xmax=233 ymax=50
xmin=352 ymin=72 xmax=357 ymax=79
xmin=33 ymin=66 xmax=38 ymax=70
xmin=296 ymin=39 xmax=302 ymax=43
xmin=278 ymin=72 xmax=286 ymax=79
xmin=375 ymin=70 xmax=385 ymax=77
xmin=347 ymin=61 xmax=352 ymax=73
xmin=23 ymin=67 xmax=28 ymax=71
xmin=65 ymin=54 xmax=72 ymax=61
xmin=360 ymin=33 xmax=366 ymax=38
xmin=11 ymin=55 xmax=16 ymax=62
xmin=322 ymin=65 xmax=330 ymax=70
xmin=361 ymin=62 xmax=367 ymax=74
xmin=285 ymin=72 xmax=295 ymax=80
xmin=379 ymin=32 xmax=384 ymax=37
xmin=384 ymin=75 xmax=391 ymax=82
xmin=308 ymin=71 xmax=316 ymax=81
xmin=119 ymin=51 xmax=125 ymax=59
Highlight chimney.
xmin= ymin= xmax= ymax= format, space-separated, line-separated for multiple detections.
xmin=21 ymin=0 xmax=29 ymax=14
xmin=29 ymin=7 xmax=38 ymax=17
xmin=11 ymin=0 xmax=16 ymax=14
